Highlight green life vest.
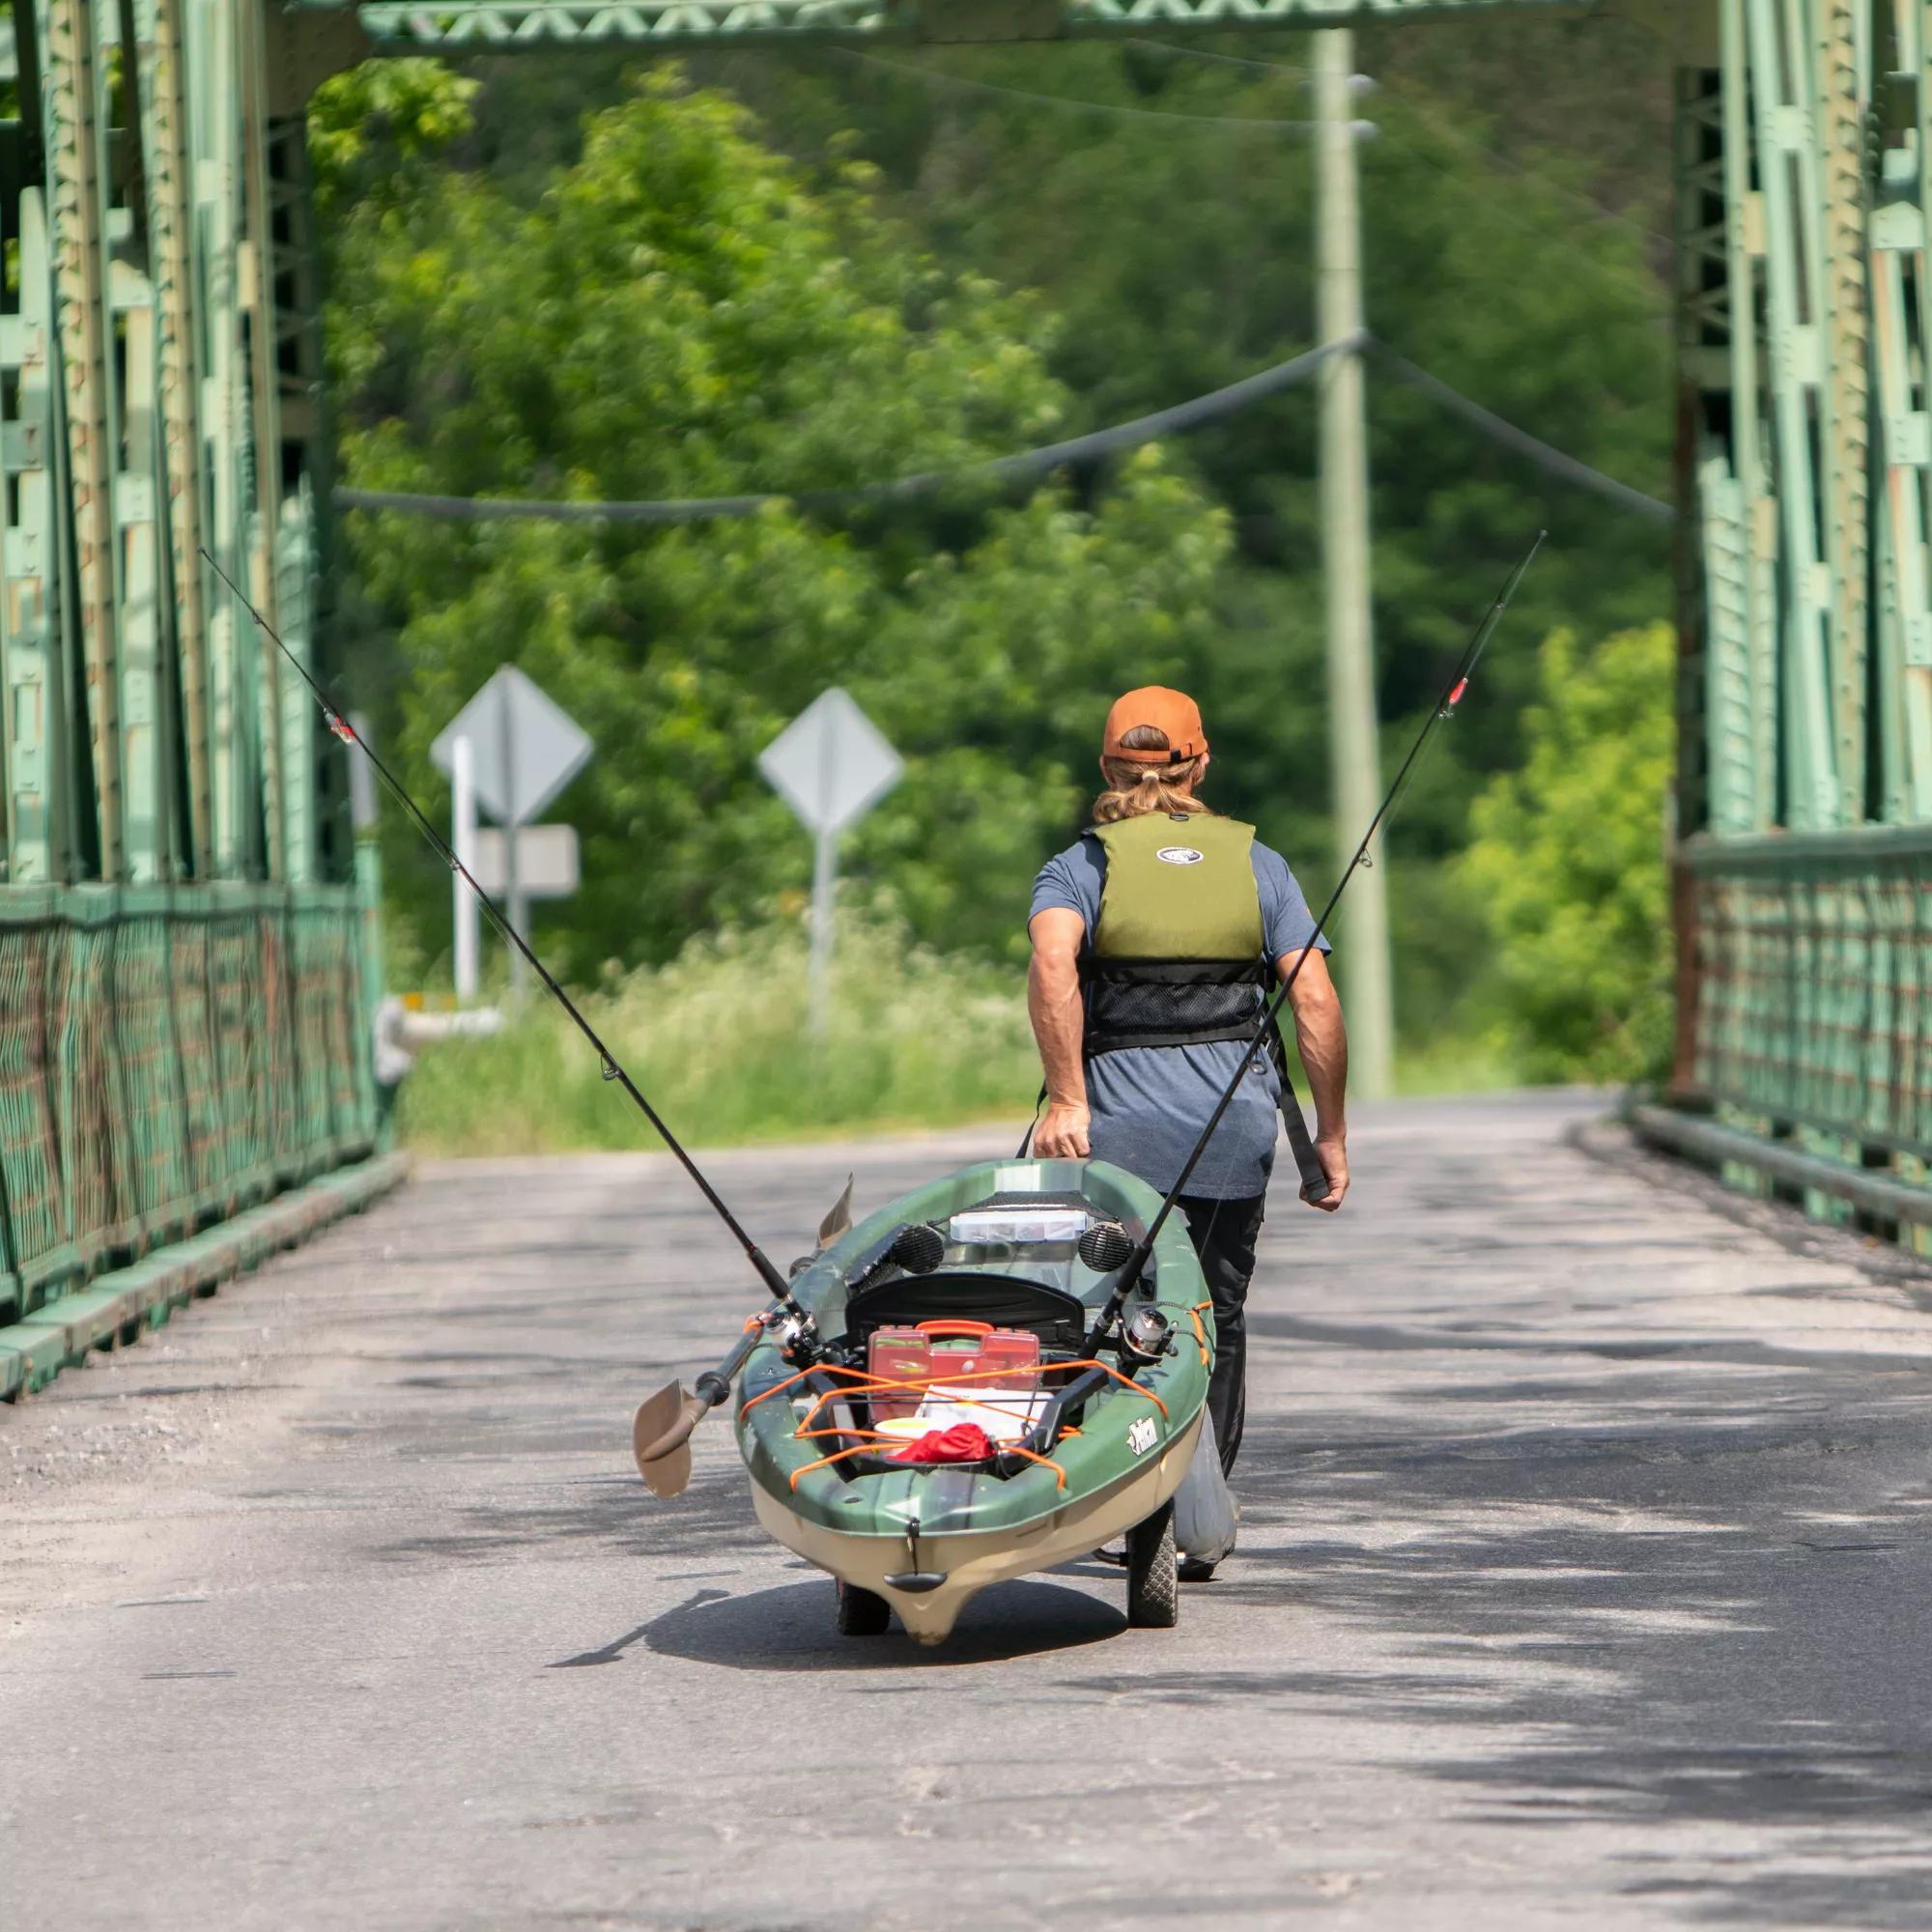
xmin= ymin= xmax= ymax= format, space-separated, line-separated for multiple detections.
xmin=1083 ymin=813 xmax=1270 ymax=1058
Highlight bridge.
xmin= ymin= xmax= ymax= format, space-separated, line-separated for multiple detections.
xmin=9 ymin=1094 xmax=1932 ymax=1927
xmin=0 ymin=6 xmax=1929 ymax=1921
xmin=0 ymin=0 xmax=1917 ymax=1341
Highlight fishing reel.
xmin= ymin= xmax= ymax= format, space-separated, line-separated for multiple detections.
xmin=1118 ymin=1306 xmax=1174 ymax=1365
xmin=765 ymin=1301 xmax=821 ymax=1367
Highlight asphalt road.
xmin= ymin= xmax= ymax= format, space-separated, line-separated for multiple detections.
xmin=8 ymin=1093 xmax=1932 ymax=1931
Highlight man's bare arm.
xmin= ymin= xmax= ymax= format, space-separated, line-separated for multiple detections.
xmin=1028 ymin=908 xmax=1092 ymax=1159
xmin=1278 ymin=947 xmax=1350 ymax=1211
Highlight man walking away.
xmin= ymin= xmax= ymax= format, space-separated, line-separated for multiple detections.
xmin=1027 ymin=687 xmax=1349 ymax=1568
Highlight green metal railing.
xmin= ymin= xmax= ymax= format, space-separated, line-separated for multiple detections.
xmin=1658 ymin=829 xmax=1932 ymax=1244
xmin=0 ymin=885 xmax=377 ymax=1326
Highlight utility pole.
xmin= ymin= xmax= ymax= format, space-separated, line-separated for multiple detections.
xmin=1314 ymin=29 xmax=1395 ymax=1101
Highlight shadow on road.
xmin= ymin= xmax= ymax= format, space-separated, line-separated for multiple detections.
xmin=640 ymin=1577 xmax=1125 ymax=1671
xmin=1081 ymin=1362 xmax=1932 ymax=1927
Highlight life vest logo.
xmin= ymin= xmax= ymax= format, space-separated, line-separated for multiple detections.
xmin=1156 ymin=846 xmax=1206 ymax=867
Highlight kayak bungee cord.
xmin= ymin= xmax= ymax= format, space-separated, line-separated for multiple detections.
xmin=1091 ymin=530 xmax=1548 ymax=1342
xmin=200 ymin=546 xmax=796 ymax=1309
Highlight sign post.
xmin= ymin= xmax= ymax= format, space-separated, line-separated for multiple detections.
xmin=432 ymin=668 xmax=592 ymax=999
xmin=758 ymin=689 xmax=902 ymax=1037
xmin=451 ymin=734 xmax=479 ymax=1004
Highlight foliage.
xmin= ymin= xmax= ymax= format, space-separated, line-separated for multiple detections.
xmin=316 ymin=31 xmax=1684 ymax=1090
xmin=395 ymin=902 xmax=1517 ymax=1155
xmin=394 ymin=906 xmax=1041 ymax=1153
xmin=1458 ymin=622 xmax=1675 ymax=1082
xmin=409 ymin=33 xmax=1677 ymax=1045
xmin=484 ymin=30 xmax=1675 ymax=828
xmin=309 ymin=61 xmax=481 ymax=226
xmin=320 ymin=72 xmax=1232 ymax=980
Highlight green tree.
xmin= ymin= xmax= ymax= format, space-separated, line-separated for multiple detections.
xmin=1457 ymin=621 xmax=1675 ymax=1082
xmin=319 ymin=72 xmax=1232 ymax=978
xmin=443 ymin=32 xmax=1677 ymax=1031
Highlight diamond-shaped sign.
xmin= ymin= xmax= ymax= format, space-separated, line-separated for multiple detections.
xmin=758 ymin=688 xmax=902 ymax=837
xmin=430 ymin=667 xmax=592 ymax=827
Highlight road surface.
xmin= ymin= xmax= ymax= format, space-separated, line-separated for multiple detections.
xmin=7 ymin=1093 xmax=1932 ymax=1930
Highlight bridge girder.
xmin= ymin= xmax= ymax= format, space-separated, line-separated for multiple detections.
xmin=282 ymin=0 xmax=1591 ymax=66
xmin=0 ymin=0 xmax=1925 ymax=1240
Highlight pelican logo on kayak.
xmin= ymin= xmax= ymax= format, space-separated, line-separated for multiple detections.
xmin=1156 ymin=847 xmax=1205 ymax=867
xmin=1127 ymin=1416 xmax=1158 ymax=1456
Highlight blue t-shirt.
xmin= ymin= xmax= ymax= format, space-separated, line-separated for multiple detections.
xmin=1030 ymin=826 xmax=1329 ymax=1201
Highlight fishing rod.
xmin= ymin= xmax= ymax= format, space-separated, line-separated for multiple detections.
xmin=1090 ymin=530 xmax=1547 ymax=1345
xmin=199 ymin=546 xmax=795 ymax=1310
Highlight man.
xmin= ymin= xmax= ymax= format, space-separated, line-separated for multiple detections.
xmin=1028 ymin=687 xmax=1349 ymax=1547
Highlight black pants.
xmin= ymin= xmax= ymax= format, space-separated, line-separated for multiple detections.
xmin=1176 ymin=1192 xmax=1266 ymax=1477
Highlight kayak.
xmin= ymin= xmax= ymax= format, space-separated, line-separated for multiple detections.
xmin=732 ymin=1155 xmax=1213 ymax=1644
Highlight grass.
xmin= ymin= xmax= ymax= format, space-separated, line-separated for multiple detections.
xmin=395 ymin=912 xmax=1530 ymax=1157
xmin=395 ymin=914 xmax=1042 ymax=1156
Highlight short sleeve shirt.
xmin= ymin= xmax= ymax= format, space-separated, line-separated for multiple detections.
xmin=1030 ymin=824 xmax=1329 ymax=1201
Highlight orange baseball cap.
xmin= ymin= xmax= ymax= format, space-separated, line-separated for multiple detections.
xmin=1103 ymin=687 xmax=1208 ymax=764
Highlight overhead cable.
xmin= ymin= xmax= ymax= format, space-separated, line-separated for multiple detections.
xmin=823 ymin=45 xmax=1344 ymax=131
xmin=1123 ymin=38 xmax=1307 ymax=75
xmin=336 ymin=333 xmax=1670 ymax=527
xmin=1125 ymin=36 xmax=1671 ymax=249
xmin=1366 ymin=340 xmax=1675 ymax=524
xmin=334 ymin=335 xmax=1359 ymax=525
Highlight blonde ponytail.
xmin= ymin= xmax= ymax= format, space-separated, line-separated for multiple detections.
xmin=1092 ymin=725 xmax=1210 ymax=824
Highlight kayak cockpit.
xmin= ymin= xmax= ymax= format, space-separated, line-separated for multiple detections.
xmin=730 ymin=1157 xmax=1214 ymax=1641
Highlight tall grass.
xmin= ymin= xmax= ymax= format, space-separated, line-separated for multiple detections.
xmin=395 ymin=913 xmax=1042 ymax=1155
xmin=395 ymin=911 xmax=1532 ymax=1156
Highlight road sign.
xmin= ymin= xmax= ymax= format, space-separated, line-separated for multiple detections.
xmin=759 ymin=690 xmax=902 ymax=1037
xmin=758 ymin=688 xmax=901 ymax=837
xmin=431 ymin=668 xmax=591 ymax=999
xmin=472 ymin=825 xmax=580 ymax=898
xmin=430 ymin=666 xmax=592 ymax=829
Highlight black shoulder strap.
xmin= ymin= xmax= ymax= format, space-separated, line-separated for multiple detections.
xmin=1264 ymin=1018 xmax=1332 ymax=1205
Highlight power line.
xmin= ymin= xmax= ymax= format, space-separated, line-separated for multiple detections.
xmin=335 ymin=336 xmax=1360 ymax=525
xmin=822 ymin=46 xmax=1345 ymax=132
xmin=1367 ymin=340 xmax=1674 ymax=524
xmin=1124 ymin=35 xmax=1671 ymax=249
xmin=1123 ymin=38 xmax=1307 ymax=76
xmin=335 ymin=331 xmax=1672 ymax=527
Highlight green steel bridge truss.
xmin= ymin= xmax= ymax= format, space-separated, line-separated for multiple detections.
xmin=0 ymin=0 xmax=1919 ymax=1283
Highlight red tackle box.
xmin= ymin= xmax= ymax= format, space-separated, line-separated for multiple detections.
xmin=866 ymin=1321 xmax=1041 ymax=1422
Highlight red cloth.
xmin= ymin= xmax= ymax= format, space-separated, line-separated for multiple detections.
xmin=890 ymin=1422 xmax=995 ymax=1464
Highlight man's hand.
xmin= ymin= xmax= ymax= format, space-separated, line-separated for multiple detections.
xmin=1034 ymin=1100 xmax=1093 ymax=1160
xmin=1308 ymin=1133 xmax=1350 ymax=1212
xmin=1028 ymin=910 xmax=1092 ymax=1161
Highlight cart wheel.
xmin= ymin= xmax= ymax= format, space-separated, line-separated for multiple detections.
xmin=1125 ymin=1501 xmax=1179 ymax=1629
xmin=836 ymin=1580 xmax=893 ymax=1636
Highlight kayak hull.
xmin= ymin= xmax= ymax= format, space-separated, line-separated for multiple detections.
xmin=752 ymin=1408 xmax=1203 ymax=1643
xmin=730 ymin=1157 xmax=1216 ymax=1644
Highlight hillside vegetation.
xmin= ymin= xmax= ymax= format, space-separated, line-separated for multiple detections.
xmin=315 ymin=20 xmax=1679 ymax=1144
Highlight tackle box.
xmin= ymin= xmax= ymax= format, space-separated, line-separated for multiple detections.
xmin=866 ymin=1320 xmax=1041 ymax=1421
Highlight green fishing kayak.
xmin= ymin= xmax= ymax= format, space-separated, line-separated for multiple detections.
xmin=733 ymin=1156 xmax=1213 ymax=1643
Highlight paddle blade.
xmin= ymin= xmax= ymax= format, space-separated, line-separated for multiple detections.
xmin=633 ymin=1381 xmax=696 ymax=1499
xmin=817 ymin=1174 xmax=855 ymax=1248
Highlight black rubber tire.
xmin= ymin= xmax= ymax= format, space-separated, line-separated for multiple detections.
xmin=1125 ymin=1502 xmax=1179 ymax=1629
xmin=836 ymin=1580 xmax=893 ymax=1636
